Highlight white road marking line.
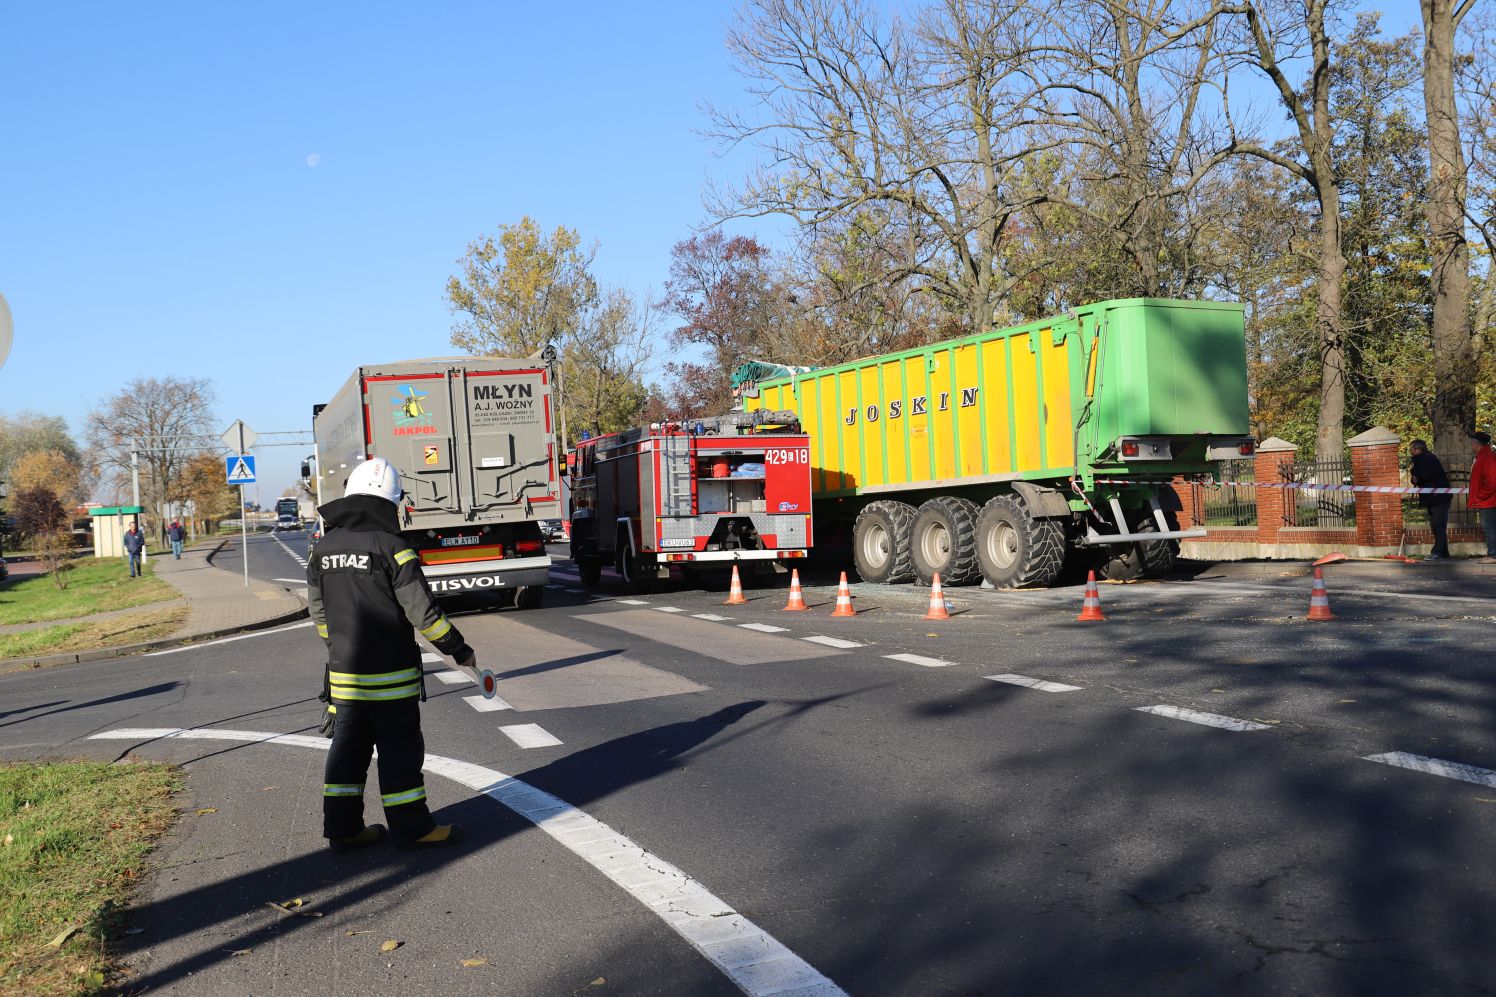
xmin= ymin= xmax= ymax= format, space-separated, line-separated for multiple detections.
xmin=270 ymin=533 xmax=309 ymax=568
xmin=432 ymin=671 xmax=474 ymax=686
xmin=802 ymin=635 xmax=862 ymax=649
xmin=499 ymin=723 xmax=563 ymax=749
xmin=144 ymin=620 xmax=315 ymax=656
xmin=693 ymin=614 xmax=732 ymax=622
xmin=654 ymin=606 xmax=686 ymax=614
xmin=1135 ymin=705 xmax=1270 ymax=731
xmin=565 ymin=588 xmax=587 ymax=594
xmin=618 ymin=599 xmax=650 ymax=606
xmin=984 ymin=673 xmax=1081 ymax=691
xmin=739 ymin=623 xmax=789 ymax=633
xmin=1362 ymin=751 xmax=1496 ymax=788
xmin=421 ymin=652 xmax=444 ymax=663
xmin=883 ymin=652 xmax=956 ymax=668
xmin=272 ymin=577 xmax=305 ymax=584
xmin=463 ymin=694 xmax=513 ymax=712
xmin=87 ymin=728 xmax=846 ymax=997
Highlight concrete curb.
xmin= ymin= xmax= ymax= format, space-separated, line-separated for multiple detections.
xmin=0 ymin=538 xmax=309 ymax=673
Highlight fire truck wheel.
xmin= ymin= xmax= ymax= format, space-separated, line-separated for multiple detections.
xmin=975 ymin=495 xmax=1064 ymax=589
xmin=617 ymin=532 xmax=653 ymax=594
xmin=910 ymin=496 xmax=981 ymax=586
xmin=491 ymin=589 xmax=517 ymax=610
xmin=514 ymin=585 xmax=543 ymax=610
xmin=852 ymin=500 xmax=916 ymax=584
xmin=577 ymin=558 xmax=603 ymax=587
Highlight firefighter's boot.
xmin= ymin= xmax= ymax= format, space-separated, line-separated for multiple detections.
xmin=398 ymin=823 xmax=465 ymax=851
xmin=329 ymin=823 xmax=387 ymax=854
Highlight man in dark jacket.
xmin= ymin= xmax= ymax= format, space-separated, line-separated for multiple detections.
xmin=167 ymin=519 xmax=186 ymax=559
xmin=307 ymin=457 xmax=475 ymax=851
xmin=1408 ymin=439 xmax=1452 ymax=559
xmin=122 ymin=521 xmax=145 ymax=577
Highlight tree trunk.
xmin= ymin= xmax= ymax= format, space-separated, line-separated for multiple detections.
xmin=1421 ymin=0 xmax=1475 ymax=460
xmin=1314 ymin=197 xmax=1348 ymax=459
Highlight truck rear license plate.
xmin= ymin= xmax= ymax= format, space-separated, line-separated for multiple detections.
xmin=441 ymin=536 xmax=481 ymax=547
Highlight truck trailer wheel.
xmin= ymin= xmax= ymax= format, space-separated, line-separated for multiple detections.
xmin=1094 ymin=516 xmax=1176 ymax=581
xmin=910 ymin=496 xmax=981 ymax=585
xmin=852 ymin=500 xmax=916 ymax=583
xmin=576 ymin=558 xmax=603 ymax=587
xmin=514 ymin=585 xmax=543 ymax=610
xmin=975 ymin=495 xmax=1064 ymax=589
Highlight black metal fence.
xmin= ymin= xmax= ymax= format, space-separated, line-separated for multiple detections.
xmin=1202 ymin=458 xmax=1257 ymax=526
xmin=1281 ymin=456 xmax=1354 ymax=528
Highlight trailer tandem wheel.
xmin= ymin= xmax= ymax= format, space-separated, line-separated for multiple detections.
xmin=975 ymin=495 xmax=1064 ymax=589
xmin=911 ymin=496 xmax=981 ymax=585
xmin=852 ymin=500 xmax=916 ymax=583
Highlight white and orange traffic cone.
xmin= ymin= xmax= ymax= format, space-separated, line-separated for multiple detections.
xmin=1076 ymin=570 xmax=1106 ymax=622
xmin=924 ymin=573 xmax=952 ymax=620
xmin=830 ymin=571 xmax=857 ymax=617
xmin=724 ymin=564 xmax=749 ymax=606
xmin=783 ymin=569 xmax=809 ymax=611
xmin=1307 ymin=566 xmax=1335 ymax=621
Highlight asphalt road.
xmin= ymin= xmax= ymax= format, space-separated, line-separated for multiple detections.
xmin=3 ymin=555 xmax=1494 ymax=995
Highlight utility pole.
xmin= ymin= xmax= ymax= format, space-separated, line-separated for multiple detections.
xmin=130 ymin=450 xmax=147 ymax=563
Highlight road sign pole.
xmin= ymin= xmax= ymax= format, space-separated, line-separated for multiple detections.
xmin=241 ymin=484 xmax=249 ymax=588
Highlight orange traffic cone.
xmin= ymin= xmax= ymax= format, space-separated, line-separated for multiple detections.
xmin=724 ymin=565 xmax=748 ymax=606
xmin=1307 ymin=566 xmax=1334 ymax=621
xmin=924 ymin=573 xmax=952 ymax=620
xmin=1076 ymin=570 xmax=1106 ymax=621
xmin=830 ymin=572 xmax=857 ymax=617
xmin=783 ymin=569 xmax=809 ymax=611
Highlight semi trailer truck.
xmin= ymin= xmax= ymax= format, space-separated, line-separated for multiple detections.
xmin=739 ymin=297 xmax=1253 ymax=588
xmin=308 ymin=354 xmax=561 ymax=608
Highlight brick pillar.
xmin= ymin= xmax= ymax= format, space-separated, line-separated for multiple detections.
xmin=1254 ymin=438 xmax=1298 ymax=547
xmin=1349 ymin=426 xmax=1402 ymax=551
xmin=1169 ymin=475 xmax=1203 ymax=530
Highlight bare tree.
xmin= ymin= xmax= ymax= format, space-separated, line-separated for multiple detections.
xmin=1422 ymin=0 xmax=1481 ymax=458
xmin=86 ymin=377 xmax=216 ymax=535
xmin=1462 ymin=7 xmax=1496 ymax=365
xmin=1222 ymin=0 xmax=1351 ymax=458
xmin=708 ymin=0 xmax=1057 ymax=334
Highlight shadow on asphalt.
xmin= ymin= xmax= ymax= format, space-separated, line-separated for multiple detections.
xmin=113 ymin=696 xmax=857 ymax=991
xmin=0 ymin=682 xmax=181 ymax=731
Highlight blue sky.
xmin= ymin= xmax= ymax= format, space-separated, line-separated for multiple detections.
xmin=0 ymin=3 xmax=1417 ymax=502
xmin=0 ymin=2 xmax=773 ymax=499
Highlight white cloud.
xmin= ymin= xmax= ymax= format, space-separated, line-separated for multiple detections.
xmin=306 ymin=153 xmax=321 ymax=167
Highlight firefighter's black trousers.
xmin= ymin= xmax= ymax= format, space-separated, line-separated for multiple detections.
xmin=322 ymin=698 xmax=435 ymax=846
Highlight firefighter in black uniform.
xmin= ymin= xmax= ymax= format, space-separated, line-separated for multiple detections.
xmin=307 ymin=457 xmax=474 ymax=851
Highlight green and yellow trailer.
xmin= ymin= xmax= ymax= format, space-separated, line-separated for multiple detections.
xmin=739 ymin=297 xmax=1253 ymax=587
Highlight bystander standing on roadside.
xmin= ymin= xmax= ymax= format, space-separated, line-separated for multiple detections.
xmin=167 ymin=519 xmax=185 ymax=560
xmin=1470 ymin=432 xmax=1496 ymax=564
xmin=122 ymin=520 xmax=145 ymax=578
xmin=1409 ymin=440 xmax=1452 ymax=559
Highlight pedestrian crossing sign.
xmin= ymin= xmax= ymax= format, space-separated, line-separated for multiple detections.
xmin=225 ymin=455 xmax=257 ymax=485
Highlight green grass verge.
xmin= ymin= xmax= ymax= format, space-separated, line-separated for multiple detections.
xmin=0 ymin=760 xmax=181 ymax=996
xmin=0 ymin=607 xmax=188 ymax=663
xmin=0 ymin=560 xmax=176 ymax=627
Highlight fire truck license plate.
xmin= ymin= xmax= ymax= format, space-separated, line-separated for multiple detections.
xmin=440 ymin=536 xmax=481 ymax=547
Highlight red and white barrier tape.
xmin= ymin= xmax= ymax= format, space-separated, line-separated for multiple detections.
xmin=1092 ymin=478 xmax=1468 ymax=496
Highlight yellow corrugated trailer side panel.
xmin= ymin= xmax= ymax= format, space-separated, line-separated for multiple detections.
xmin=752 ymin=321 xmax=1078 ymax=497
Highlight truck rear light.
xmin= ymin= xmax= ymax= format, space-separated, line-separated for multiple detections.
xmin=666 ymin=553 xmax=697 ymax=562
xmin=515 ymin=540 xmax=543 ymax=555
xmin=778 ymin=550 xmax=806 ymax=558
xmin=1238 ymin=441 xmax=1255 ymax=456
xmin=1121 ymin=441 xmax=1140 ymax=457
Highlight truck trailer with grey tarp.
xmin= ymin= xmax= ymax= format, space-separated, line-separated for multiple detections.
xmin=309 ymin=354 xmax=561 ymax=608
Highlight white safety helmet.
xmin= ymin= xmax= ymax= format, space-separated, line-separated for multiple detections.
xmin=343 ymin=457 xmax=403 ymax=505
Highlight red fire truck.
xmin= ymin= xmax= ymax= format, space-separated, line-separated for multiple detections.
xmin=567 ymin=412 xmax=813 ymax=591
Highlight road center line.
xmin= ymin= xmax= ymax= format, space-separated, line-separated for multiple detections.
xmin=87 ymin=728 xmax=846 ymax=997
xmin=801 ymin=636 xmax=862 ymax=649
xmin=984 ymin=673 xmax=1080 ymax=691
xmin=432 ymin=671 xmax=474 ymax=686
xmin=464 ymin=694 xmax=513 ymax=712
xmin=618 ymin=599 xmax=650 ymax=606
xmin=1135 ymin=705 xmax=1270 ymax=731
xmin=1362 ymin=751 xmax=1496 ymax=788
xmin=738 ymin=623 xmax=789 ymax=634
xmin=499 ymin=723 xmax=563 ymax=748
xmin=693 ymin=614 xmax=732 ymax=622
xmin=887 ymin=653 xmax=956 ymax=668
xmin=654 ymin=607 xmax=687 ymax=614
xmin=144 ymin=620 xmax=314 ymax=656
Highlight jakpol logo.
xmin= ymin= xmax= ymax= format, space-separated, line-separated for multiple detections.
xmin=391 ymin=385 xmax=436 ymax=435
